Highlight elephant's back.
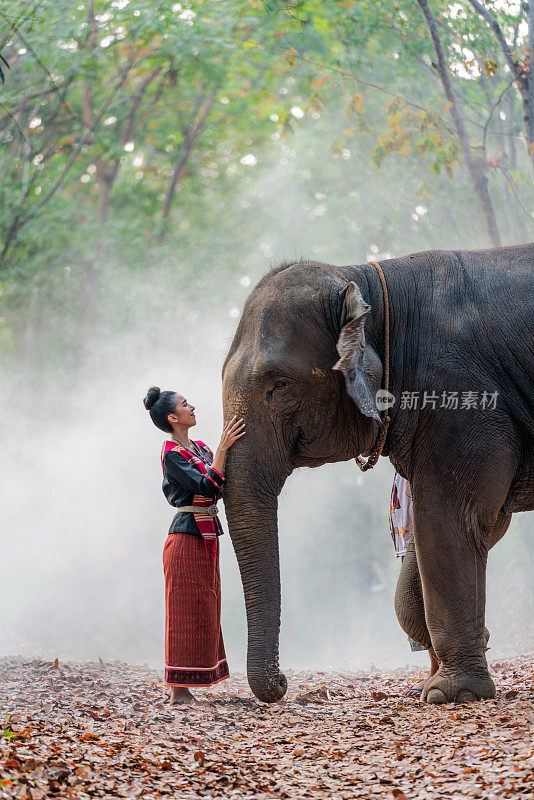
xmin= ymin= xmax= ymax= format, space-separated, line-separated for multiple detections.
xmin=379 ymin=244 xmax=534 ymax=433
xmin=389 ymin=244 xmax=533 ymax=344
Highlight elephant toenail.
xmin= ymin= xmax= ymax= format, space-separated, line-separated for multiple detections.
xmin=426 ymin=688 xmax=448 ymax=704
xmin=455 ymin=690 xmax=478 ymax=703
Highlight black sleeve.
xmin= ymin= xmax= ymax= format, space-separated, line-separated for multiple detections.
xmin=163 ymin=450 xmax=225 ymax=500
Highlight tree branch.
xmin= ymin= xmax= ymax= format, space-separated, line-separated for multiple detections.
xmin=467 ymin=0 xmax=520 ymax=81
xmin=159 ymin=88 xmax=217 ymax=237
xmin=293 ymin=52 xmax=456 ymax=135
xmin=0 ymin=0 xmax=44 ymax=53
xmin=468 ymin=0 xmax=534 ymax=170
xmin=120 ymin=65 xmax=164 ymax=146
xmin=417 ymin=0 xmax=500 ymax=245
xmin=482 ymin=74 xmax=516 ymax=149
xmin=6 ymin=51 xmax=137 ymax=236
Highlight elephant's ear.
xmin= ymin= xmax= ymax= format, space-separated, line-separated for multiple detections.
xmin=332 ymin=281 xmax=383 ymax=423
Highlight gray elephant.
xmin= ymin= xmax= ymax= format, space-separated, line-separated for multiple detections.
xmin=221 ymin=245 xmax=534 ymax=704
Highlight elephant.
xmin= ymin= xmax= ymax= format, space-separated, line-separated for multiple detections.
xmin=221 ymin=244 xmax=534 ymax=704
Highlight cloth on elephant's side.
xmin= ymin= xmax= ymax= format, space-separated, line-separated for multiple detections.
xmin=407 ymin=635 xmax=428 ymax=652
xmin=389 ymin=477 xmax=428 ymax=652
xmin=163 ymin=531 xmax=229 ymax=687
xmin=389 ymin=471 xmax=413 ymax=558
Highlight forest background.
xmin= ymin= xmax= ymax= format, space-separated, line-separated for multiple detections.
xmin=0 ymin=0 xmax=532 ymax=671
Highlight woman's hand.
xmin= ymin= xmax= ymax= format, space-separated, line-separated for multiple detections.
xmin=218 ymin=416 xmax=246 ymax=452
xmin=211 ymin=416 xmax=245 ymax=477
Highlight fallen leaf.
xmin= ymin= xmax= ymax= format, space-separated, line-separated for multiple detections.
xmin=4 ymin=757 xmax=22 ymax=771
xmin=371 ymin=691 xmax=388 ymax=701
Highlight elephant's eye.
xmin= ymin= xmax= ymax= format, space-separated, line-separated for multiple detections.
xmin=266 ymin=379 xmax=291 ymax=402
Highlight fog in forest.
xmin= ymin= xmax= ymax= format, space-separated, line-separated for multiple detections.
xmin=1 ymin=117 xmax=532 ymax=675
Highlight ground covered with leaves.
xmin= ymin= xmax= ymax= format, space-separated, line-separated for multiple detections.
xmin=0 ymin=655 xmax=532 ymax=799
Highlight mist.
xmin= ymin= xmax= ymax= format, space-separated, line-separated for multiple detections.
xmin=1 ymin=115 xmax=532 ymax=675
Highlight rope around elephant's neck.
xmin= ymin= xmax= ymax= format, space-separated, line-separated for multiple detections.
xmin=354 ymin=260 xmax=391 ymax=472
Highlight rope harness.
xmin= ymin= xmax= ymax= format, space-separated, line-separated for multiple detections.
xmin=354 ymin=260 xmax=391 ymax=472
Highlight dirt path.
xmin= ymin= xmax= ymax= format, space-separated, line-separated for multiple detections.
xmin=0 ymin=655 xmax=532 ymax=798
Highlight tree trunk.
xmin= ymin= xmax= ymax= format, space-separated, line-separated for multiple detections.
xmin=468 ymin=0 xmax=534 ymax=173
xmin=83 ymin=171 xmax=113 ymax=329
xmin=493 ymin=99 xmax=529 ymax=243
xmin=23 ymin=284 xmax=39 ymax=361
xmin=417 ymin=0 xmax=501 ymax=246
xmin=0 ymin=216 xmax=20 ymax=269
xmin=158 ymin=89 xmax=217 ymax=243
xmin=526 ymin=0 xmax=534 ymax=169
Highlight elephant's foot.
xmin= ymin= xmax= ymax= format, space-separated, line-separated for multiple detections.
xmin=421 ymin=665 xmax=495 ymax=704
xmin=404 ymin=648 xmax=440 ymax=696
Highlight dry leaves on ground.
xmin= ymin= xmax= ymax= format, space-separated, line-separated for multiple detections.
xmin=0 ymin=654 xmax=532 ymax=799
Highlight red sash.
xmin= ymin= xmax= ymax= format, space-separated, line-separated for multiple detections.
xmin=161 ymin=440 xmax=220 ymax=552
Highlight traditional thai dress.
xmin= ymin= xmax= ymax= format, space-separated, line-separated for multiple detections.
xmin=160 ymin=438 xmax=230 ymax=687
xmin=389 ymin=470 xmax=427 ymax=652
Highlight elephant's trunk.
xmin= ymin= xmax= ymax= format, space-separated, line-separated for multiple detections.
xmin=223 ymin=457 xmax=287 ymax=703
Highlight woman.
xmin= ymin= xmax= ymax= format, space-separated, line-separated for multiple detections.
xmin=143 ymin=386 xmax=245 ymax=704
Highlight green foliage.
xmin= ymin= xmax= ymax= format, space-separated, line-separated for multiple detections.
xmin=370 ymin=99 xmax=461 ymax=176
xmin=0 ymin=0 xmax=531 ymax=361
xmin=0 ymin=2 xmax=531 ymax=653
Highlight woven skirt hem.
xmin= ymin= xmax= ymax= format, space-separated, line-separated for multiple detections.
xmin=164 ymin=659 xmax=229 ymax=687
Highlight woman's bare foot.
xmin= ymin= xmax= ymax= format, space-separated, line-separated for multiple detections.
xmin=170 ymin=686 xmax=197 ymax=704
xmin=404 ymin=676 xmax=427 ymax=695
xmin=404 ymin=650 xmax=439 ymax=696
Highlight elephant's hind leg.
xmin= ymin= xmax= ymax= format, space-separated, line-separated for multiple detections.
xmin=412 ymin=442 xmax=516 ymax=705
xmin=394 ymin=537 xmax=431 ymax=650
xmin=394 ymin=538 xmax=492 ymax=666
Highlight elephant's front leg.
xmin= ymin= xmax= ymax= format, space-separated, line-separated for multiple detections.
xmin=412 ymin=485 xmax=496 ymax=704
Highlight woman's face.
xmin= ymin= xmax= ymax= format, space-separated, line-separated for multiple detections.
xmin=168 ymin=393 xmax=196 ymax=429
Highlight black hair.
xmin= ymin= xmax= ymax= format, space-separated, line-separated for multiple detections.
xmin=143 ymin=386 xmax=179 ymax=433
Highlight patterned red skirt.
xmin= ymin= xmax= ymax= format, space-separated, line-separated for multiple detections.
xmin=163 ymin=532 xmax=229 ymax=687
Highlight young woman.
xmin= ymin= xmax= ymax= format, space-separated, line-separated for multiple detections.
xmin=143 ymin=386 xmax=245 ymax=704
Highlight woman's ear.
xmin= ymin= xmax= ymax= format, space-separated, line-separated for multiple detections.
xmin=332 ymin=281 xmax=383 ymax=423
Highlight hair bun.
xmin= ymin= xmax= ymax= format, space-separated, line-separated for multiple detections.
xmin=143 ymin=386 xmax=161 ymax=411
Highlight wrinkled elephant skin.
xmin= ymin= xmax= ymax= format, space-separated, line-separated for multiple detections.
xmin=222 ymin=246 xmax=534 ymax=704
